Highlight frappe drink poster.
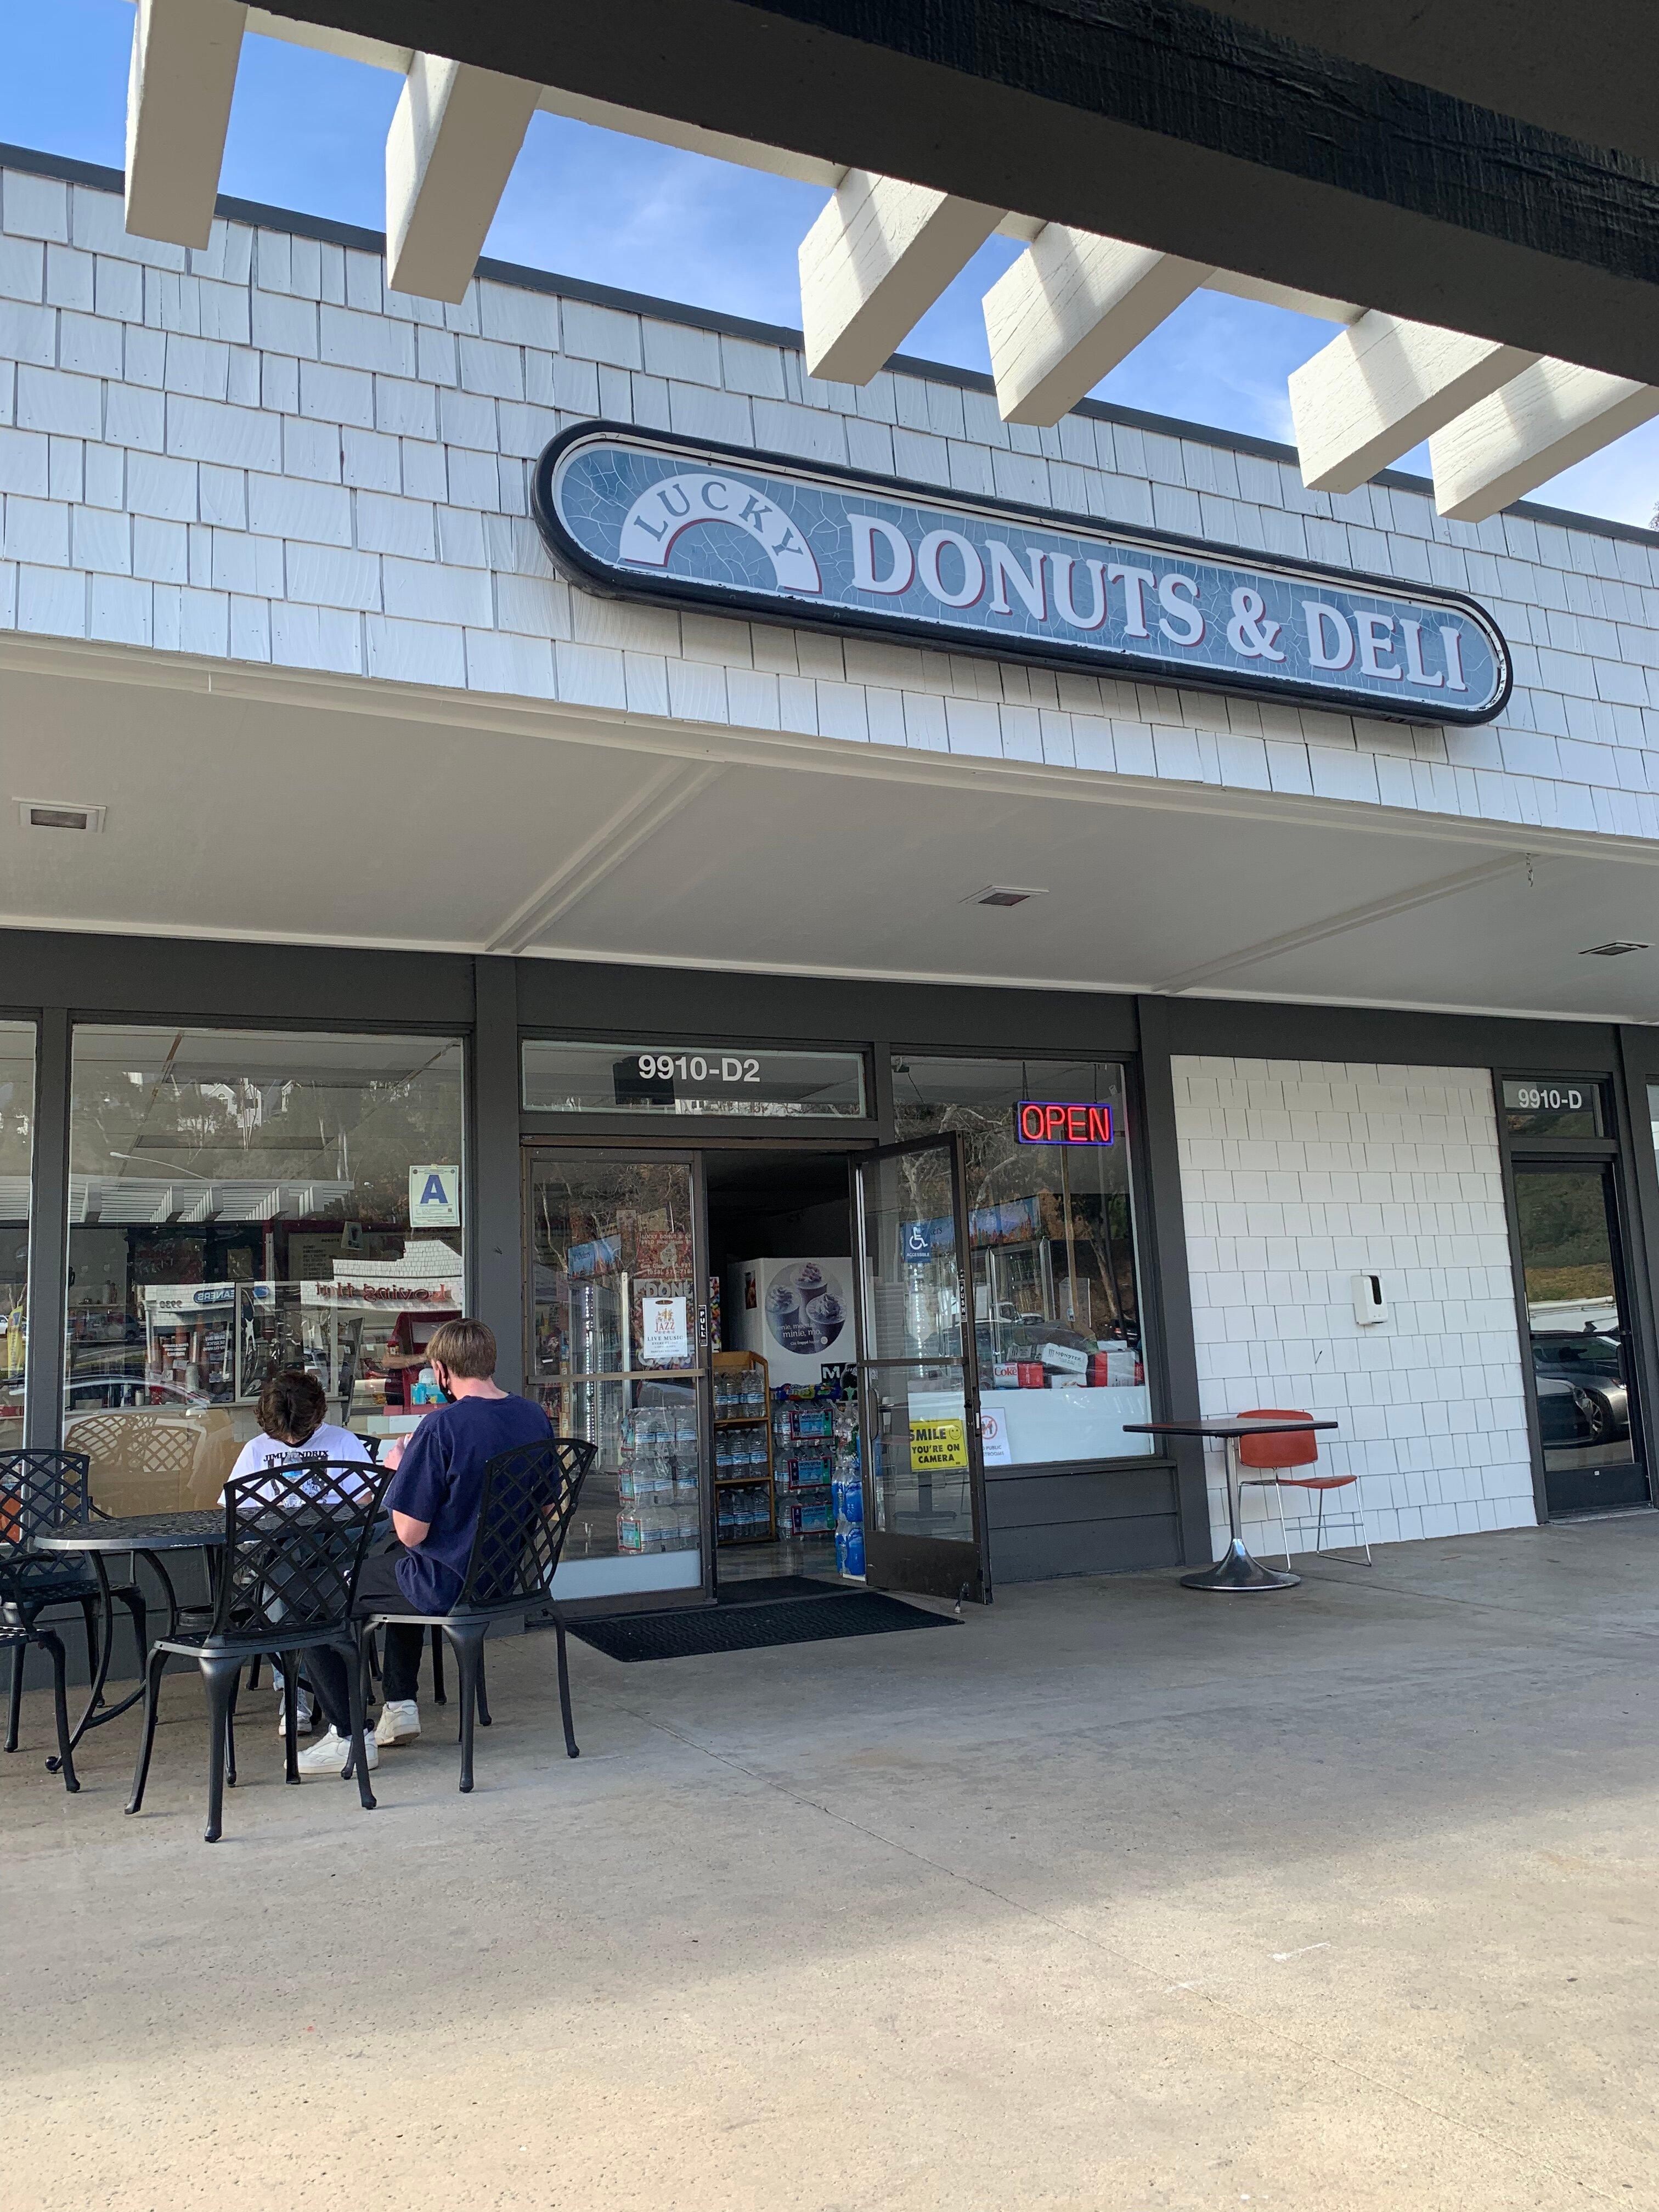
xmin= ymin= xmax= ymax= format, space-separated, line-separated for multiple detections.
xmin=763 ymin=1262 xmax=848 ymax=1357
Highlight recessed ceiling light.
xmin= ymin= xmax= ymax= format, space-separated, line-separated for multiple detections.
xmin=1580 ymin=940 xmax=1650 ymax=957
xmin=967 ymin=885 xmax=1048 ymax=908
xmin=16 ymin=799 xmax=105 ymax=833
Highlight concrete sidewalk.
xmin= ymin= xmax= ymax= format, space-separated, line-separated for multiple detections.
xmin=4 ymin=1519 xmax=1657 ymax=2211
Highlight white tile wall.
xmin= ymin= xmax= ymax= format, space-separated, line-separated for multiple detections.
xmin=2 ymin=158 xmax=1658 ymax=843
xmin=1172 ymin=1056 xmax=1537 ymax=1554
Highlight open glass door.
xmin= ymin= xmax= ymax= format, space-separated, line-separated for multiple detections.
xmin=851 ymin=1135 xmax=990 ymax=1603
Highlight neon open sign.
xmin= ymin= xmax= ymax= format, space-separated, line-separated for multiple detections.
xmin=1015 ymin=1102 xmax=1115 ymax=1146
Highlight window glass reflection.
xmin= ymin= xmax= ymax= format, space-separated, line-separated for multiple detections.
xmin=64 ymin=1028 xmax=464 ymax=1511
xmin=891 ymin=1056 xmax=1152 ymax=1466
xmin=0 ymin=1025 xmax=33 ymax=1452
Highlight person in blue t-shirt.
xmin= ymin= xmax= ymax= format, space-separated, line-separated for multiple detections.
xmin=297 ymin=1317 xmax=552 ymax=1776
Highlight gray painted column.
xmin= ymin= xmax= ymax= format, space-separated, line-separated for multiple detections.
xmin=470 ymin=957 xmax=524 ymax=1393
xmin=1132 ymin=998 xmax=1211 ymax=1565
xmin=24 ymin=1008 xmax=71 ymax=1449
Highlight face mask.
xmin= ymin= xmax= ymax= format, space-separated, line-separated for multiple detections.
xmin=437 ymin=1372 xmax=457 ymax=1403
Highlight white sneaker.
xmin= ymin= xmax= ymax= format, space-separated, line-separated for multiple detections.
xmin=296 ymin=1726 xmax=379 ymax=1776
xmin=275 ymin=1695 xmax=316 ymax=1737
xmin=374 ymin=1698 xmax=421 ymax=1747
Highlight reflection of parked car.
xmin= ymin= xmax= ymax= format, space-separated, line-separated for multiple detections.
xmin=65 ymin=1377 xmax=213 ymax=1412
xmin=1532 ymin=1330 xmax=1630 ymax=1446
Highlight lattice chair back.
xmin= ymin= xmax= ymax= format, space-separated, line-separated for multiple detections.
xmin=456 ymin=1436 xmax=596 ymax=1612
xmin=214 ymin=1459 xmax=391 ymax=1641
xmin=0 ymin=1450 xmax=93 ymax=1600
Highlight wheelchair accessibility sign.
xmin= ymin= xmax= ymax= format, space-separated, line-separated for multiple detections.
xmin=409 ymin=1164 xmax=461 ymax=1228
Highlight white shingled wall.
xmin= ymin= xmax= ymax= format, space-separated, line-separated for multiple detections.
xmin=2 ymin=155 xmax=1658 ymax=843
xmin=1172 ymin=1056 xmax=1537 ymax=1556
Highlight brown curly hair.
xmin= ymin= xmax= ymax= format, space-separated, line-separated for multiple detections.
xmin=257 ymin=1368 xmax=328 ymax=1447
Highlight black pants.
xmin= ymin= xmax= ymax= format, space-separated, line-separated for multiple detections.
xmin=302 ymin=1539 xmax=426 ymax=1740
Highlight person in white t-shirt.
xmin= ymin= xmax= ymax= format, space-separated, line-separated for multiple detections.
xmin=223 ymin=1369 xmax=376 ymax=1736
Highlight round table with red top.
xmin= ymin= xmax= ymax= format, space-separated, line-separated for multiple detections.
xmin=1124 ymin=1417 xmax=1340 ymax=1591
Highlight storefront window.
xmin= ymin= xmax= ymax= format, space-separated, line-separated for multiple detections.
xmin=892 ymin=1055 xmax=1152 ymax=1466
xmin=0 ymin=1025 xmax=34 ymax=1450
xmin=64 ymin=1029 xmax=464 ymax=1510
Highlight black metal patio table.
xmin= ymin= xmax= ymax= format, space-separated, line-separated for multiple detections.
xmin=32 ymin=1511 xmax=224 ymax=1763
xmin=1124 ymin=1417 xmax=1340 ymax=1592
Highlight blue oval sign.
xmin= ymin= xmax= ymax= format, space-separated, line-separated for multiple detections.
xmin=533 ymin=423 xmax=1510 ymax=725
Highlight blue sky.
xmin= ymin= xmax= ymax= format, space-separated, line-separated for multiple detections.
xmin=4 ymin=1 xmax=1652 ymax=530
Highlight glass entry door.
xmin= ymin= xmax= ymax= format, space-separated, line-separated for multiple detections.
xmin=851 ymin=1135 xmax=990 ymax=1602
xmin=525 ymin=1149 xmax=710 ymax=1602
xmin=1512 ymin=1160 xmax=1648 ymax=1515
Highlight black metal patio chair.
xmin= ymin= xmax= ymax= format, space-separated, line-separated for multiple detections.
xmin=244 ymin=1439 xmax=449 ymax=1709
xmin=126 ymin=1459 xmax=390 ymax=1843
xmin=2 ymin=1449 xmax=147 ymax=1786
xmin=360 ymin=1434 xmax=594 ymax=1793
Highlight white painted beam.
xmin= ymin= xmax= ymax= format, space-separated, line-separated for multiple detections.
xmin=1289 ymin=312 xmax=1539 ymax=493
xmin=124 ymin=0 xmax=247 ymax=250
xmin=1205 ymin=269 xmax=1362 ymax=325
xmin=800 ymin=172 xmax=1001 ymax=384
xmin=386 ymin=53 xmax=541 ymax=303
xmin=244 ymin=8 xmax=411 ymax=72
xmin=538 ymin=84 xmax=845 ymax=187
xmin=985 ymin=228 xmax=1212 ymax=426
xmin=1429 ymin=359 xmax=1659 ymax=522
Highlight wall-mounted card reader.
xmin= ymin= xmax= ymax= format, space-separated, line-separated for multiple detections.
xmin=1352 ymin=1273 xmax=1388 ymax=1325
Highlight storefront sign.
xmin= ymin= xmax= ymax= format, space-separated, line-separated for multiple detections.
xmin=534 ymin=423 xmax=1510 ymax=725
xmin=641 ymin=1295 xmax=690 ymax=1363
xmin=1500 ymin=1077 xmax=1603 ymax=1138
xmin=979 ymin=1403 xmax=1013 ymax=1466
xmin=1016 ymin=1102 xmax=1115 ymax=1146
xmin=911 ymin=1415 xmax=969 ymax=1472
xmin=522 ymin=1036 xmax=867 ymax=1119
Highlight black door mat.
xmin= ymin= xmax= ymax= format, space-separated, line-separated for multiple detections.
xmin=717 ymin=1573 xmax=848 ymax=1606
xmin=571 ymin=1590 xmax=957 ymax=1662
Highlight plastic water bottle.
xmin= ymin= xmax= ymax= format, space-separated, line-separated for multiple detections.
xmin=836 ymin=1525 xmax=866 ymax=1577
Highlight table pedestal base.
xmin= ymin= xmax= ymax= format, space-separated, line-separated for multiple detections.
xmin=1181 ymin=1538 xmax=1301 ymax=1592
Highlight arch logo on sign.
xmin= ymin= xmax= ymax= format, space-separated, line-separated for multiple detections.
xmin=533 ymin=422 xmax=1510 ymax=724
xmin=1017 ymin=1102 xmax=1115 ymax=1146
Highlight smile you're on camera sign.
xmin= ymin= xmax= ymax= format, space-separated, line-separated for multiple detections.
xmin=533 ymin=424 xmax=1509 ymax=725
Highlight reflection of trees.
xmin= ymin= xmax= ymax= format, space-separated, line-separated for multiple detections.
xmin=1517 ymin=1173 xmax=1612 ymax=1272
xmin=1517 ymin=1171 xmax=1615 ymax=1306
xmin=534 ymin=1161 xmax=690 ymax=1272
xmin=897 ymin=1101 xmax=1138 ymax=1340
xmin=0 ymin=1036 xmax=33 ymax=1180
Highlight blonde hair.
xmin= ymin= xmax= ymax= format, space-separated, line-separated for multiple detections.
xmin=427 ymin=1317 xmax=497 ymax=1380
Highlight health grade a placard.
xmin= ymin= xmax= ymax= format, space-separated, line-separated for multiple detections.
xmin=409 ymin=1165 xmax=461 ymax=1228
xmin=911 ymin=1417 xmax=969 ymax=1472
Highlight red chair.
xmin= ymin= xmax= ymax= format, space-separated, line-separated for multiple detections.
xmin=1235 ymin=1407 xmax=1371 ymax=1567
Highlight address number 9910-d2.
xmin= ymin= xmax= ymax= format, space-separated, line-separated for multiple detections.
xmin=636 ymin=1053 xmax=761 ymax=1085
